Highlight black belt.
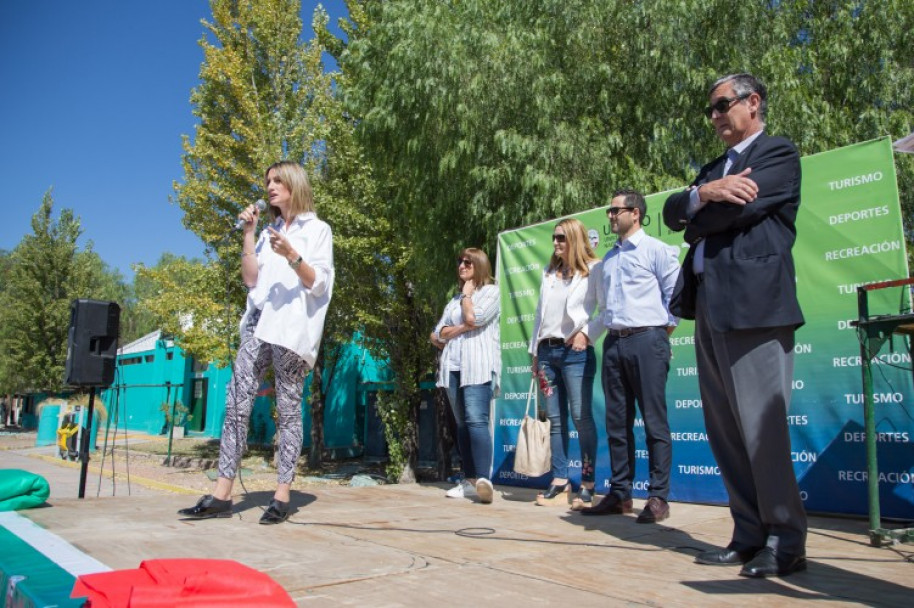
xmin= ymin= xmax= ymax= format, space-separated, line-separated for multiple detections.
xmin=607 ymin=326 xmax=657 ymax=338
xmin=542 ymin=337 xmax=566 ymax=347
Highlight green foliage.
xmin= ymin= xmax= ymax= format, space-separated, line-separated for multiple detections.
xmin=0 ymin=192 xmax=126 ymax=393
xmin=316 ymin=3 xmax=440 ymax=482
xmin=134 ymin=255 xmax=234 ymax=364
xmin=332 ymin=0 xmax=914 ymax=297
xmin=169 ymin=0 xmax=331 ymax=363
xmin=315 ymin=0 xmax=914 ymax=479
xmin=120 ymin=253 xmax=196 ymax=345
xmin=169 ymin=0 xmax=391 ymax=365
xmin=375 ymin=390 xmax=405 ymax=481
xmin=160 ymin=400 xmax=193 ymax=426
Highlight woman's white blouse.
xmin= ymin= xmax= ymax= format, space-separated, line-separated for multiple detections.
xmin=242 ymin=212 xmax=334 ymax=368
xmin=528 ymin=260 xmax=601 ymax=355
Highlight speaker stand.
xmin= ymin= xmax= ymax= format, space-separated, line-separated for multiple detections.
xmin=77 ymin=386 xmax=97 ymax=499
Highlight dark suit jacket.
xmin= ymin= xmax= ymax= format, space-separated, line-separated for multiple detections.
xmin=662 ymin=133 xmax=805 ymax=332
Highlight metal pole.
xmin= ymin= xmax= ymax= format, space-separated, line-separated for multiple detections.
xmin=165 ymin=381 xmax=175 ymax=465
xmin=856 ymin=287 xmax=881 ymax=545
xmin=77 ymin=387 xmax=96 ymax=499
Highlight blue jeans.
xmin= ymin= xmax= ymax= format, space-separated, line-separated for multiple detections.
xmin=537 ymin=342 xmax=597 ymax=483
xmin=445 ymin=370 xmax=493 ymax=480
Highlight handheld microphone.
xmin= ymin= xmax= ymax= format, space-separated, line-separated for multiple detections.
xmin=233 ymin=199 xmax=266 ymax=231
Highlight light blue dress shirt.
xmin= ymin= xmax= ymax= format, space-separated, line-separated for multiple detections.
xmin=592 ymin=228 xmax=680 ymax=335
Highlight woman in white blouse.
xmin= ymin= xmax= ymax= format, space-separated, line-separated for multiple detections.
xmin=529 ymin=218 xmax=600 ymax=508
xmin=431 ymin=248 xmax=501 ymax=504
xmin=179 ymin=161 xmax=334 ymax=525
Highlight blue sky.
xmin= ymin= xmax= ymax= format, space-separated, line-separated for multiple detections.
xmin=0 ymin=0 xmax=347 ymax=280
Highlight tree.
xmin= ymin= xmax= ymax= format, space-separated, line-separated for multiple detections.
xmin=122 ymin=253 xmax=199 ymax=345
xmin=0 ymin=192 xmax=125 ymax=394
xmin=321 ymin=0 xmax=914 ymax=480
xmin=133 ymin=254 xmax=218 ymax=359
xmin=164 ymin=0 xmax=391 ymax=471
xmin=316 ymin=3 xmax=440 ymax=482
xmin=332 ymin=0 xmax=914 ymax=296
xmin=168 ymin=0 xmax=325 ymax=363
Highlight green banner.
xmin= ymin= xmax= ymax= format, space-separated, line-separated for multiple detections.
xmin=495 ymin=137 xmax=913 ymax=517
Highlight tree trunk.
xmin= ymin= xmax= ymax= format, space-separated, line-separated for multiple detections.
xmin=397 ymin=390 xmax=421 ymax=483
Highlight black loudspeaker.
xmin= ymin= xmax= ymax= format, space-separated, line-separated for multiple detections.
xmin=64 ymin=299 xmax=121 ymax=387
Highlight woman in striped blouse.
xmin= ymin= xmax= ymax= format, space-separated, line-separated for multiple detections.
xmin=431 ymin=248 xmax=501 ymax=504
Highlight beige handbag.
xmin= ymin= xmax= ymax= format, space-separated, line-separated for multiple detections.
xmin=513 ymin=377 xmax=551 ymax=477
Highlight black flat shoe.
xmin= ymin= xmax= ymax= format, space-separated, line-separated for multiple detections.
xmin=177 ymin=495 xmax=232 ymax=519
xmin=259 ymin=498 xmax=290 ymax=525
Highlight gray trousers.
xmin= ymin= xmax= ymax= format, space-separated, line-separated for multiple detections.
xmin=695 ymin=286 xmax=807 ymax=556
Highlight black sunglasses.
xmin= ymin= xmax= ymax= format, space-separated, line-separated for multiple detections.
xmin=457 ymin=257 xmax=473 ymax=267
xmin=552 ymin=234 xmax=566 ymax=243
xmin=607 ymin=206 xmax=635 ymax=217
xmin=703 ymin=92 xmax=751 ymax=118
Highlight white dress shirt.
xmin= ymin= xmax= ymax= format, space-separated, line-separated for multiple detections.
xmin=242 ymin=211 xmax=334 ymax=368
xmin=588 ymin=228 xmax=680 ymax=341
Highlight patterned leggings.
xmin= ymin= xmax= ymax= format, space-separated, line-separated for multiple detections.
xmin=217 ymin=310 xmax=310 ymax=484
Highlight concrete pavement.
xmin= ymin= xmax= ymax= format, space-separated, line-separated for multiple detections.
xmin=2 ymin=440 xmax=913 ymax=607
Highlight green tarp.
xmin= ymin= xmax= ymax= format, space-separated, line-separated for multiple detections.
xmin=0 ymin=469 xmax=50 ymax=511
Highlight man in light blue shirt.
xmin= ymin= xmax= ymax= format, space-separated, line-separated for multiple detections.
xmin=581 ymin=189 xmax=680 ymax=523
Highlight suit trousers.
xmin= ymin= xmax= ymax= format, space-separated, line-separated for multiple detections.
xmin=601 ymin=328 xmax=673 ymax=500
xmin=694 ymin=284 xmax=807 ymax=556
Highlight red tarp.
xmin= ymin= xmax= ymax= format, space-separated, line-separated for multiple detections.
xmin=71 ymin=559 xmax=295 ymax=607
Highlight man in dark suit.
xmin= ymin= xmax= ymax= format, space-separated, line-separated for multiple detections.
xmin=663 ymin=73 xmax=807 ymax=578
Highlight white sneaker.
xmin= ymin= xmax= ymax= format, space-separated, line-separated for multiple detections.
xmin=476 ymin=478 xmax=494 ymax=504
xmin=446 ymin=479 xmax=477 ymax=499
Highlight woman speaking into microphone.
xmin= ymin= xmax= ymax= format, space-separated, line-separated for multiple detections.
xmin=178 ymin=161 xmax=334 ymax=524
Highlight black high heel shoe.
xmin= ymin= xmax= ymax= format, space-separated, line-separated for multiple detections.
xmin=570 ymin=486 xmax=594 ymax=511
xmin=535 ymin=482 xmax=571 ymax=506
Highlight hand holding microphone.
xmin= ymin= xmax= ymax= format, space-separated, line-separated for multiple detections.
xmin=234 ymin=199 xmax=266 ymax=231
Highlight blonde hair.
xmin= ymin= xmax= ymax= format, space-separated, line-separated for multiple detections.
xmin=264 ymin=161 xmax=314 ymax=219
xmin=547 ymin=218 xmax=598 ymax=277
xmin=457 ymin=248 xmax=495 ymax=288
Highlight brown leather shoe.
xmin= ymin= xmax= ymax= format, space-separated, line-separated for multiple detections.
xmin=580 ymin=493 xmax=633 ymax=516
xmin=636 ymin=496 xmax=670 ymax=523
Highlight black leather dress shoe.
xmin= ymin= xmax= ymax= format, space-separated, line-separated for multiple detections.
xmin=259 ymin=498 xmax=290 ymax=525
xmin=739 ymin=547 xmax=807 ymax=578
xmin=695 ymin=545 xmax=760 ymax=566
xmin=177 ymin=495 xmax=232 ymax=519
xmin=580 ymin=493 xmax=633 ymax=516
